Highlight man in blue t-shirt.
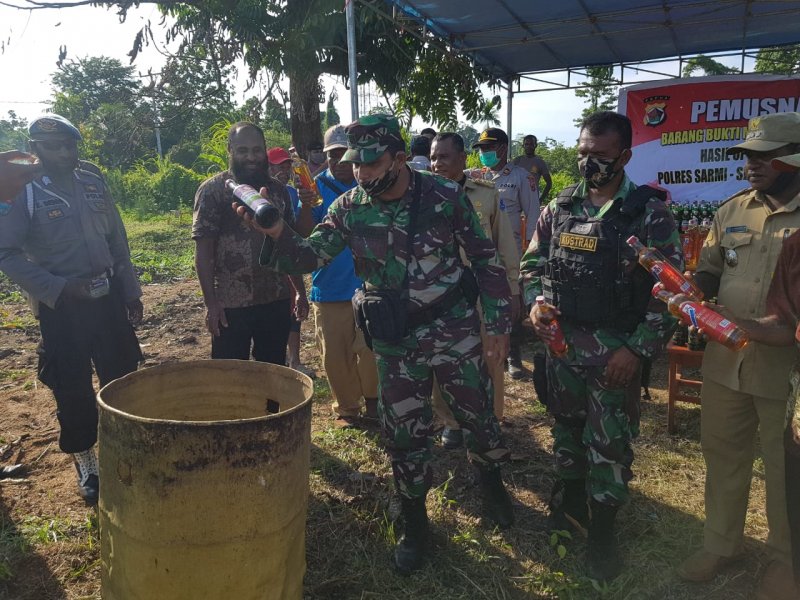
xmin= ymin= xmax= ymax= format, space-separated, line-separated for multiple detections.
xmin=294 ymin=126 xmax=379 ymax=428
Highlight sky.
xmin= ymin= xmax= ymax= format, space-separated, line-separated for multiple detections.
xmin=0 ymin=4 xmax=658 ymax=147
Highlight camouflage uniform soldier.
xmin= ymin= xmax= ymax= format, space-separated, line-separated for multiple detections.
xmin=243 ymin=115 xmax=514 ymax=575
xmin=521 ymin=111 xmax=681 ymax=581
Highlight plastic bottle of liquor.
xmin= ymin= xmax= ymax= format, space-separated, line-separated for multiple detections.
xmin=627 ymin=236 xmax=704 ymax=300
xmin=226 ymin=179 xmax=281 ymax=228
xmin=290 ymin=153 xmax=323 ymax=207
xmin=651 ymin=283 xmax=749 ymax=351
xmin=535 ymin=296 xmax=568 ymax=357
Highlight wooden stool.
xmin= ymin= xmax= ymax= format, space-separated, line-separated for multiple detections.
xmin=667 ymin=342 xmax=704 ymax=433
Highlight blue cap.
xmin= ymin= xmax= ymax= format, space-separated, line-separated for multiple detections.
xmin=28 ymin=114 xmax=82 ymax=141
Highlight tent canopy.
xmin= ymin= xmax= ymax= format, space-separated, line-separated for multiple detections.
xmin=383 ymin=0 xmax=800 ymax=79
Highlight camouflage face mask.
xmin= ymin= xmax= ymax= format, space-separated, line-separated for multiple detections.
xmin=360 ymin=158 xmax=401 ymax=197
xmin=578 ymin=155 xmax=621 ymax=189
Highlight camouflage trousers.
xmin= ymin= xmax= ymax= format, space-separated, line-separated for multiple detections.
xmin=547 ymin=355 xmax=641 ymax=507
xmin=374 ymin=306 xmax=510 ymax=499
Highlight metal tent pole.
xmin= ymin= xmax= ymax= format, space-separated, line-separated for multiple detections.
xmin=346 ymin=0 xmax=359 ymax=121
xmin=506 ymin=77 xmax=514 ymax=160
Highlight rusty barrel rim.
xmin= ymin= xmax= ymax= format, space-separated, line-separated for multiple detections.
xmin=97 ymin=359 xmax=314 ymax=426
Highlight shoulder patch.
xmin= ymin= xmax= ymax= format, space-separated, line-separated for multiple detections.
xmin=470 ymin=177 xmax=495 ymax=189
xmin=719 ymin=187 xmax=752 ymax=208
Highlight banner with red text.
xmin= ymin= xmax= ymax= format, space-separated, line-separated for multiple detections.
xmin=618 ymin=75 xmax=800 ymax=204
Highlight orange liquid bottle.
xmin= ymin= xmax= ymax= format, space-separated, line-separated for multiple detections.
xmin=627 ymin=235 xmax=704 ymax=301
xmin=290 ymin=152 xmax=323 ymax=206
xmin=536 ymin=296 xmax=568 ymax=357
xmin=651 ymin=283 xmax=748 ymax=351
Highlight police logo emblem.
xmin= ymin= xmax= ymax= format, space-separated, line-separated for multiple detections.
xmin=0 ymin=203 xmax=11 ymax=216
xmin=37 ymin=119 xmax=60 ymax=132
xmin=502 ymin=167 xmax=511 ymax=176
xmin=48 ymin=208 xmax=64 ymax=219
xmin=559 ymin=232 xmax=598 ymax=252
xmin=643 ymin=95 xmax=669 ymax=127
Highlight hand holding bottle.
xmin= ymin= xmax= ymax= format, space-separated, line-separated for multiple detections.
xmin=652 ymin=283 xmax=748 ymax=351
xmin=534 ymin=296 xmax=568 ymax=357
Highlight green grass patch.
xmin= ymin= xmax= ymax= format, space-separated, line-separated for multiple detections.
xmin=121 ymin=212 xmax=195 ymax=283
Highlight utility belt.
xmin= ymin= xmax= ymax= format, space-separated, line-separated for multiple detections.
xmin=352 ymin=267 xmax=479 ymax=349
xmin=88 ymin=267 xmax=115 ymax=300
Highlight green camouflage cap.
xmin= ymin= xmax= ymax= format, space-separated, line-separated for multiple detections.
xmin=342 ymin=114 xmax=405 ymax=164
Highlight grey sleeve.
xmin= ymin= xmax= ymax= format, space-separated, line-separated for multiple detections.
xmin=0 ymin=193 xmax=67 ymax=309
xmin=104 ymin=186 xmax=142 ymax=302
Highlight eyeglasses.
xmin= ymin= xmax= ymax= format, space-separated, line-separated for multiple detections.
xmin=31 ymin=139 xmax=78 ymax=152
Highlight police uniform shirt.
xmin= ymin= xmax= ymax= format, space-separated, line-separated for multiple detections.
xmin=469 ymin=164 xmax=539 ymax=245
xmin=0 ymin=168 xmax=141 ymax=309
xmin=696 ymin=187 xmax=800 ymax=400
xmin=462 ymin=177 xmax=520 ymax=294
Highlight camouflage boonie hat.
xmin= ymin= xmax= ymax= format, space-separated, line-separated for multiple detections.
xmin=342 ymin=114 xmax=405 ymax=164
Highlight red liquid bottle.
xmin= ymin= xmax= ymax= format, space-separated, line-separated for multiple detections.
xmin=627 ymin=235 xmax=704 ymax=301
xmin=536 ymin=296 xmax=568 ymax=357
xmin=651 ymin=283 xmax=748 ymax=351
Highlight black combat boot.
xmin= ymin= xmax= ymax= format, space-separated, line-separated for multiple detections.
xmin=394 ymin=496 xmax=429 ymax=575
xmin=506 ymin=342 xmax=524 ymax=380
xmin=587 ymin=500 xmax=622 ymax=582
xmin=548 ymin=479 xmax=589 ymax=537
xmin=479 ymin=467 xmax=515 ymax=529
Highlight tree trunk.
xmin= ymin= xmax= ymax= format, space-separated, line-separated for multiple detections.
xmin=289 ymin=70 xmax=323 ymax=157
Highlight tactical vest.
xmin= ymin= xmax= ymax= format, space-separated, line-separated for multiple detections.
xmin=542 ymin=184 xmax=664 ymax=333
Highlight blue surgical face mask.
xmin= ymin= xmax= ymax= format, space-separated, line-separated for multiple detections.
xmin=479 ymin=150 xmax=500 ymax=168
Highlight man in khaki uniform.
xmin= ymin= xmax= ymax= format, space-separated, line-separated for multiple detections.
xmin=429 ymin=132 xmax=521 ymax=448
xmin=678 ymin=112 xmax=800 ymax=600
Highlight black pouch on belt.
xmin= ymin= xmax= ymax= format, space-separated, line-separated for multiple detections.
xmin=352 ymin=287 xmax=409 ymax=348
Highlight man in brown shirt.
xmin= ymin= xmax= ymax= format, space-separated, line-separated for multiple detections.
xmin=193 ymin=122 xmax=304 ymax=364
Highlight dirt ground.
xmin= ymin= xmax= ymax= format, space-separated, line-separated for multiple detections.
xmin=0 ymin=279 xmax=773 ymax=599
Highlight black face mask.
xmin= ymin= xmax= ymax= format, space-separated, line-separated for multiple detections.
xmin=361 ymin=160 xmax=401 ymax=197
xmin=578 ymin=154 xmax=622 ymax=189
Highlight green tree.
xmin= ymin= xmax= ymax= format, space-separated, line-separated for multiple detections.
xmin=536 ymin=138 xmax=580 ymax=181
xmin=574 ymin=66 xmax=618 ymax=125
xmin=51 ymin=56 xmax=141 ymax=122
xmin=323 ymin=91 xmax=340 ymax=130
xmin=0 ymin=111 xmax=28 ymax=152
xmin=755 ymin=45 xmax=800 ymax=75
xmin=50 ymin=0 xmax=499 ymax=153
xmin=681 ymin=55 xmax=739 ymax=77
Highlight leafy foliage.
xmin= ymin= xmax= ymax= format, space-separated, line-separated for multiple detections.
xmin=681 ymin=55 xmax=739 ymax=77
xmin=755 ymin=45 xmax=800 ymax=75
xmin=0 ymin=111 xmax=28 ymax=152
xmin=574 ymin=66 xmax=618 ymax=125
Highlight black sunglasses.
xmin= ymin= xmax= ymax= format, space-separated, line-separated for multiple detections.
xmin=32 ymin=139 xmax=78 ymax=152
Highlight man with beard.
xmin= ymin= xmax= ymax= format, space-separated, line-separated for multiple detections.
xmin=193 ymin=122 xmax=301 ymax=365
xmin=677 ymin=113 xmax=800 ymax=600
xmin=239 ymin=114 xmax=515 ymax=575
xmin=429 ymin=132 xmax=520 ymax=444
xmin=0 ymin=114 xmax=143 ymax=503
